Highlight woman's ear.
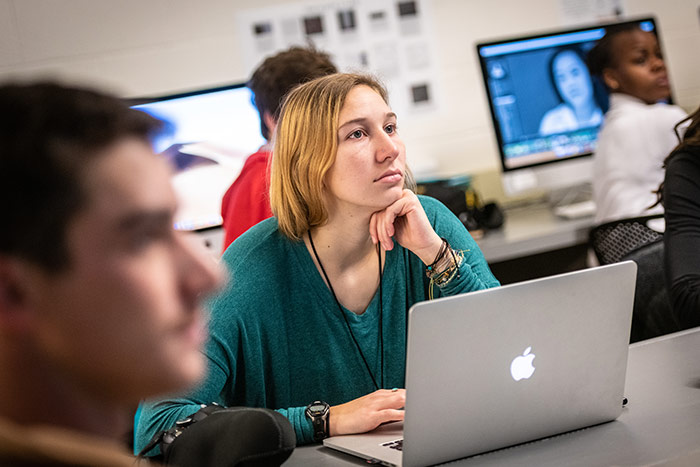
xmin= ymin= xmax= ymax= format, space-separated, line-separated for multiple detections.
xmin=602 ymin=68 xmax=620 ymax=92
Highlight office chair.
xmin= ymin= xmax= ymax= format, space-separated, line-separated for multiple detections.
xmin=621 ymin=239 xmax=683 ymax=342
xmin=589 ymin=214 xmax=677 ymax=342
xmin=589 ymin=214 xmax=664 ymax=266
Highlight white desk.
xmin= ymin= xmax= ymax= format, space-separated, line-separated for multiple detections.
xmin=284 ymin=327 xmax=700 ymax=466
xmin=475 ymin=203 xmax=594 ymax=263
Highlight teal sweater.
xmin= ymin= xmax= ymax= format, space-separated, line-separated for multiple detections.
xmin=135 ymin=196 xmax=499 ymax=451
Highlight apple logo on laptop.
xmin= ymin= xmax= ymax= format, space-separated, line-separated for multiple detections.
xmin=510 ymin=346 xmax=536 ymax=381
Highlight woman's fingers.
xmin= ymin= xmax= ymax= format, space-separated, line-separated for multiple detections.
xmin=369 ymin=191 xmax=441 ymax=261
xmin=328 ymin=389 xmax=406 ymax=436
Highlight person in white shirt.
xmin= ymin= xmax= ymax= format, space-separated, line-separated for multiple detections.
xmin=587 ymin=23 xmax=687 ymax=225
xmin=539 ymin=47 xmax=604 ymax=136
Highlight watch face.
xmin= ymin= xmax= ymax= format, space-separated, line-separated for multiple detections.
xmin=309 ymin=404 xmax=326 ymax=412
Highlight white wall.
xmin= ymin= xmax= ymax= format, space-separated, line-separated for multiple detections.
xmin=2 ymin=0 xmax=699 ymax=187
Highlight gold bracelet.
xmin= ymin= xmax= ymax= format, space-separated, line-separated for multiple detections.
xmin=428 ymin=250 xmax=465 ymax=299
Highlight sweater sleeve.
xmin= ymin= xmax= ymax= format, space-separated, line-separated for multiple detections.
xmin=419 ymin=195 xmax=500 ymax=295
xmin=133 ymin=333 xmax=236 ymax=454
xmin=134 ymin=322 xmax=317 ymax=452
xmin=663 ymin=151 xmax=700 ymax=327
xmin=276 ymin=407 xmax=315 ymax=445
xmin=136 ymin=228 xmax=325 ymax=450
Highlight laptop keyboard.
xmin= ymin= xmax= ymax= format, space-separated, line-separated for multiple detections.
xmin=381 ymin=439 xmax=404 ymax=451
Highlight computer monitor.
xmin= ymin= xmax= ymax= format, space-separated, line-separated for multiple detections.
xmin=130 ymin=83 xmax=266 ymax=230
xmin=476 ymin=17 xmax=660 ymax=199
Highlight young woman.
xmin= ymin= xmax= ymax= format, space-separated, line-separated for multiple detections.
xmin=539 ymin=47 xmax=604 ymax=136
xmin=661 ymin=106 xmax=700 ymax=329
xmin=587 ymin=23 xmax=687 ymax=224
xmin=134 ymin=73 xmax=499 ymax=450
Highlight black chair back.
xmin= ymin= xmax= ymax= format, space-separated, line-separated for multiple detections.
xmin=589 ymin=214 xmax=664 ymax=265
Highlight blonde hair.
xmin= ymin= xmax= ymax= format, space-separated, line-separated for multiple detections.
xmin=270 ymin=72 xmax=416 ymax=240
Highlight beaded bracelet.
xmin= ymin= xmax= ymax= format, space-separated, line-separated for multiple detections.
xmin=426 ymin=239 xmax=466 ymax=300
xmin=426 ymin=238 xmax=449 ymax=274
xmin=428 ymin=252 xmax=464 ymax=299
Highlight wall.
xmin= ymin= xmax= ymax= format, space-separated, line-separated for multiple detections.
xmin=2 ymin=0 xmax=699 ymax=190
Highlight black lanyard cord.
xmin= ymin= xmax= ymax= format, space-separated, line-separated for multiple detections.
xmin=308 ymin=230 xmax=384 ymax=390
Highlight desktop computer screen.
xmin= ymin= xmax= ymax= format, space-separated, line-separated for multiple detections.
xmin=130 ymin=83 xmax=266 ymax=230
xmin=476 ymin=17 xmax=659 ymax=198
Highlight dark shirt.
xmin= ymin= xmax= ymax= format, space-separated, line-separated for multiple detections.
xmin=663 ymin=148 xmax=700 ymax=327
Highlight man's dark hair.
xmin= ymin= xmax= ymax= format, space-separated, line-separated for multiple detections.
xmin=587 ymin=23 xmax=645 ymax=78
xmin=0 ymin=82 xmax=163 ymax=272
xmin=248 ymin=46 xmax=337 ymax=140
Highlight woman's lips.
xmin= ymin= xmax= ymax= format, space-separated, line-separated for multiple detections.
xmin=376 ymin=170 xmax=403 ymax=183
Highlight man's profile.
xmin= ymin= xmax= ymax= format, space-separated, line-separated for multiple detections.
xmin=0 ymin=82 xmax=294 ymax=466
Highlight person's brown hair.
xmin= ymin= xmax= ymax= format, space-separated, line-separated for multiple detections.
xmin=0 ymin=82 xmax=162 ymax=272
xmin=656 ymin=106 xmax=700 ymax=205
xmin=587 ymin=23 xmax=644 ymax=80
xmin=269 ymin=73 xmax=416 ymax=240
xmin=248 ymin=46 xmax=337 ymax=140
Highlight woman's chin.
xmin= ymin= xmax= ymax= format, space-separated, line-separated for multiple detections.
xmin=374 ymin=187 xmax=405 ymax=208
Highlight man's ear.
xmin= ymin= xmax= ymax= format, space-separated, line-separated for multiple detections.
xmin=262 ymin=111 xmax=277 ymax=141
xmin=602 ymin=68 xmax=620 ymax=92
xmin=0 ymin=257 xmax=37 ymax=334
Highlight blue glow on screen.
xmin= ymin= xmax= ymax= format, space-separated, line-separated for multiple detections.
xmin=130 ymin=85 xmax=267 ymax=231
xmin=132 ymin=86 xmax=265 ymax=157
xmin=479 ymin=29 xmax=606 ymax=57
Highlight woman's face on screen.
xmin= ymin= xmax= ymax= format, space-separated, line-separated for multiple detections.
xmin=553 ymin=50 xmax=594 ymax=109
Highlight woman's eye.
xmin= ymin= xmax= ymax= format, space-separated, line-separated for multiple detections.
xmin=350 ymin=129 xmax=364 ymax=139
xmin=385 ymin=124 xmax=396 ymax=134
xmin=632 ymin=51 xmax=648 ymax=64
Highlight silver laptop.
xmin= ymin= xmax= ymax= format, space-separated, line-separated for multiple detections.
xmin=324 ymin=261 xmax=637 ymax=467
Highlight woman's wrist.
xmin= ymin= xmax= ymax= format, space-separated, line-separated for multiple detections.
xmin=414 ymin=234 xmax=444 ymax=266
xmin=426 ymin=238 xmax=465 ymax=289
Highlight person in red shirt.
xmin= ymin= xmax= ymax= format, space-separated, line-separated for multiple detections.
xmin=221 ymin=47 xmax=337 ymax=251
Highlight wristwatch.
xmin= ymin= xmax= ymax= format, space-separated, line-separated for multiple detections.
xmin=305 ymin=400 xmax=330 ymax=442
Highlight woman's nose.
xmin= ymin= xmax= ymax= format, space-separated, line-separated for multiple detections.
xmin=650 ymin=55 xmax=665 ymax=71
xmin=376 ymin=131 xmax=399 ymax=162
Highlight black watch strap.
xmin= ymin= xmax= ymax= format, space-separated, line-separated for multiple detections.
xmin=305 ymin=400 xmax=330 ymax=442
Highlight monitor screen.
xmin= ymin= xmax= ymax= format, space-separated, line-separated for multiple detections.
xmin=130 ymin=83 xmax=266 ymax=230
xmin=476 ymin=18 xmax=658 ymax=174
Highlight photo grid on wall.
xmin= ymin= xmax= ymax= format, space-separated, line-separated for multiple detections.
xmin=235 ymin=0 xmax=441 ymax=118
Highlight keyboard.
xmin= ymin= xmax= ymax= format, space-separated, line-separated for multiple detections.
xmin=553 ymin=200 xmax=596 ymax=219
xmin=381 ymin=439 xmax=403 ymax=451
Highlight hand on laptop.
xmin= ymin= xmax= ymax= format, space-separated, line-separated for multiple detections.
xmin=329 ymin=388 xmax=406 ymax=436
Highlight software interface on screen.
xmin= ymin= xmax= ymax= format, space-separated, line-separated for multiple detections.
xmin=477 ymin=19 xmax=656 ymax=173
xmin=131 ymin=85 xmax=266 ymax=230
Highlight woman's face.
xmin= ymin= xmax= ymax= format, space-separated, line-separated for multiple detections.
xmin=553 ymin=50 xmax=594 ymax=109
xmin=605 ymin=30 xmax=670 ymax=104
xmin=324 ymin=85 xmax=406 ymax=214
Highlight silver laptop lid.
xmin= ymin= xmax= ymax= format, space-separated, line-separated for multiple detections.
xmin=401 ymin=261 xmax=636 ymax=467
